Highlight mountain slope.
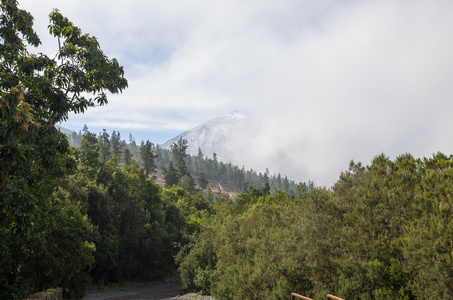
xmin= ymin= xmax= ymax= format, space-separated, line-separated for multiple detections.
xmin=161 ymin=111 xmax=254 ymax=160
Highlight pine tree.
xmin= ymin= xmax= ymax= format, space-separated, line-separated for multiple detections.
xmin=262 ymin=182 xmax=270 ymax=196
xmin=82 ymin=124 xmax=89 ymax=135
xmin=198 ymin=172 xmax=209 ymax=190
xmin=171 ymin=137 xmax=189 ymax=181
xmin=110 ymin=130 xmax=123 ymax=159
xmin=163 ymin=161 xmax=179 ymax=186
xmin=196 ymin=148 xmax=204 ymax=175
xmin=123 ymin=148 xmax=133 ymax=166
xmin=80 ymin=132 xmax=100 ymax=168
xmin=98 ymin=129 xmax=111 ymax=164
xmin=140 ymin=140 xmax=157 ymax=176
xmin=212 ymin=153 xmax=219 ymax=179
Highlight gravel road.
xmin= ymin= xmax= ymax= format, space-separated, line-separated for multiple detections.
xmin=82 ymin=283 xmax=217 ymax=300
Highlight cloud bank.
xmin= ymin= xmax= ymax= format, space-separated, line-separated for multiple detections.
xmin=19 ymin=0 xmax=453 ymax=186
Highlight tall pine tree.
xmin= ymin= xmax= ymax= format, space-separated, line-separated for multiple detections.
xmin=171 ymin=137 xmax=189 ymax=181
xmin=140 ymin=140 xmax=157 ymax=176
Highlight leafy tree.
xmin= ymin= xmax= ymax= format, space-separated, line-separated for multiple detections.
xmin=204 ymin=188 xmax=214 ymax=203
xmin=59 ymin=156 xmax=176 ymax=285
xmin=111 ymin=163 xmax=167 ymax=280
xmin=175 ymin=152 xmax=453 ymax=299
xmin=0 ymin=1 xmax=127 ymax=297
xmin=177 ymin=190 xmax=310 ymax=299
xmin=401 ymin=153 xmax=453 ymax=299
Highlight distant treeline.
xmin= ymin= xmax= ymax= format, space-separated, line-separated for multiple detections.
xmin=65 ymin=127 xmax=310 ymax=195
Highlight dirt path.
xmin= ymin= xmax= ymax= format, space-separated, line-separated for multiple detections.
xmin=82 ymin=283 xmax=217 ymax=300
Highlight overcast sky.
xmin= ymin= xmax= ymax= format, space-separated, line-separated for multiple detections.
xmin=19 ymin=0 xmax=453 ymax=187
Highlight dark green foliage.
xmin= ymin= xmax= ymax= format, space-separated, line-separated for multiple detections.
xmin=175 ymin=224 xmax=216 ymax=293
xmin=0 ymin=1 xmax=127 ymax=298
xmin=171 ymin=137 xmax=190 ymax=181
xmin=198 ymin=172 xmax=209 ymax=190
xmin=140 ymin=140 xmax=157 ymax=176
xmin=58 ymin=158 xmax=176 ymax=285
xmin=180 ymin=174 xmax=196 ymax=193
xmin=32 ymin=198 xmax=95 ymax=299
xmin=110 ymin=131 xmax=123 ymax=160
xmin=0 ymin=194 xmax=95 ymax=300
xmin=163 ymin=161 xmax=179 ymax=186
xmin=177 ymin=189 xmax=312 ymax=299
xmin=79 ymin=132 xmax=100 ymax=168
xmin=123 ymin=148 xmax=133 ymax=166
xmin=46 ymin=11 xmax=127 ymax=120
xmin=401 ymin=154 xmax=453 ymax=299
xmin=176 ymin=152 xmax=453 ymax=300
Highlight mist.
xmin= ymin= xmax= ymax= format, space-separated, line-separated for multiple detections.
xmin=19 ymin=0 xmax=453 ymax=187
xmin=220 ymin=0 xmax=453 ymax=186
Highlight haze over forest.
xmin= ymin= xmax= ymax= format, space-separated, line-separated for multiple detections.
xmin=20 ymin=0 xmax=453 ymax=187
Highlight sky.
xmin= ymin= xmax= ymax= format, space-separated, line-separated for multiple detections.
xmin=19 ymin=0 xmax=453 ymax=187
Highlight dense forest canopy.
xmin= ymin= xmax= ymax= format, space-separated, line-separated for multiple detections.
xmin=176 ymin=152 xmax=453 ymax=299
xmin=2 ymin=1 xmax=453 ymax=300
xmin=66 ymin=128 xmax=308 ymax=196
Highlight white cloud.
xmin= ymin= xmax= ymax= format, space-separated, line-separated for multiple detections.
xmin=18 ymin=0 xmax=453 ymax=186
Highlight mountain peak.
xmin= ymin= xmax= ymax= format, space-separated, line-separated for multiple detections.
xmin=161 ymin=112 xmax=253 ymax=159
xmin=227 ymin=111 xmax=246 ymax=119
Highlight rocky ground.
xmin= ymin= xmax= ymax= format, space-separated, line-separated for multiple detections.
xmin=82 ymin=283 xmax=217 ymax=300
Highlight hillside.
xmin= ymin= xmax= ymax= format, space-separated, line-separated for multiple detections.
xmin=152 ymin=168 xmax=243 ymax=198
xmin=59 ymin=123 xmax=307 ymax=196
